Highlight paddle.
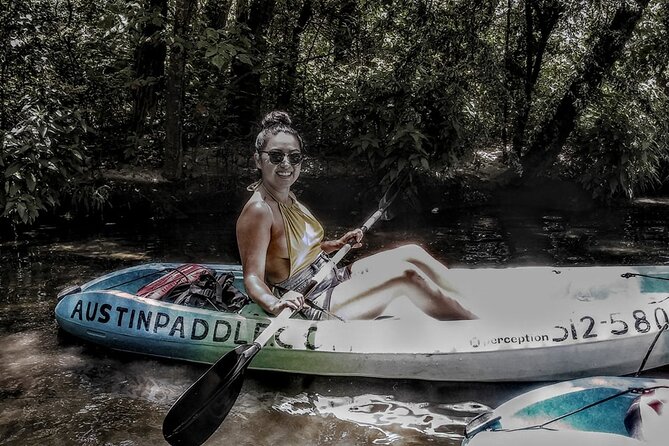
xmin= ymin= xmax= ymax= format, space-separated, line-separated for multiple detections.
xmin=162 ymin=172 xmax=408 ymax=446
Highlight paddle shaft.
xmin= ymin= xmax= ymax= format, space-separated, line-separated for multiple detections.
xmin=253 ymin=306 xmax=293 ymax=345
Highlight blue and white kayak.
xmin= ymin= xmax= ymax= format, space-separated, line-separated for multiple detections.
xmin=54 ymin=263 xmax=669 ymax=381
xmin=463 ymin=376 xmax=669 ymax=445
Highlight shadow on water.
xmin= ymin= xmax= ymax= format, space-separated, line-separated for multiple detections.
xmin=2 ymin=194 xmax=669 ymax=445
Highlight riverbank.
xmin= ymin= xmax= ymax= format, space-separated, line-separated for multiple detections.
xmin=2 ymin=147 xmax=657 ymax=239
xmin=96 ymin=151 xmax=601 ymax=225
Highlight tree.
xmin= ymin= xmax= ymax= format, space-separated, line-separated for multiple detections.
xmin=163 ymin=0 xmax=198 ymax=180
xmin=568 ymin=0 xmax=669 ymax=198
xmin=276 ymin=0 xmax=313 ymax=109
xmin=203 ymin=0 xmax=232 ymax=29
xmin=519 ymin=0 xmax=652 ymax=179
xmin=506 ymin=0 xmax=563 ymax=158
xmin=3 ymin=0 xmax=669 ymax=226
xmin=225 ymin=0 xmax=276 ymax=140
xmin=129 ymin=0 xmax=168 ymax=156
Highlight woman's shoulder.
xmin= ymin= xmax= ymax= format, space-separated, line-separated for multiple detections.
xmin=238 ymin=193 xmax=273 ymax=222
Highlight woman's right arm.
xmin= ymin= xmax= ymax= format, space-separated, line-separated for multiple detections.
xmin=236 ymin=201 xmax=303 ymax=315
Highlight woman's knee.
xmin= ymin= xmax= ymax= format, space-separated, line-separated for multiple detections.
xmin=392 ymin=243 xmax=429 ymax=259
xmin=400 ymin=264 xmax=431 ymax=288
xmin=360 ymin=261 xmax=425 ymax=287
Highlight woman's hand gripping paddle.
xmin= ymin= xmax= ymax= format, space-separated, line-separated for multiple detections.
xmin=161 ymin=172 xmax=408 ymax=446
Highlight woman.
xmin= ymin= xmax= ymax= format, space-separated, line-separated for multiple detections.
xmin=236 ymin=111 xmax=477 ymax=321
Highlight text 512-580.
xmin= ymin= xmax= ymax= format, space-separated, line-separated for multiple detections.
xmin=552 ymin=307 xmax=669 ymax=342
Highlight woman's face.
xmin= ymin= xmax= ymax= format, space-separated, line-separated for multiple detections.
xmin=255 ymin=132 xmax=302 ymax=190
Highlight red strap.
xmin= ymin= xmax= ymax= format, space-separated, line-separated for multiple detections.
xmin=137 ymin=264 xmax=210 ymax=300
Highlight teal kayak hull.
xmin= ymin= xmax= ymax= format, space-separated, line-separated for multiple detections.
xmin=464 ymin=376 xmax=669 ymax=444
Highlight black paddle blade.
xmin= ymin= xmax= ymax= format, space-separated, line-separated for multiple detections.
xmin=163 ymin=343 xmax=261 ymax=446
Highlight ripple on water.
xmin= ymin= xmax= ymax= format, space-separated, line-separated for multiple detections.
xmin=275 ymin=392 xmax=491 ymax=444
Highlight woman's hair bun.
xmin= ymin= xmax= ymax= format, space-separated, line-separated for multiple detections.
xmin=254 ymin=110 xmax=303 ymax=154
xmin=261 ymin=111 xmax=292 ymax=129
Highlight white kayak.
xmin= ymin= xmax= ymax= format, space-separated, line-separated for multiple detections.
xmin=55 ymin=263 xmax=669 ymax=381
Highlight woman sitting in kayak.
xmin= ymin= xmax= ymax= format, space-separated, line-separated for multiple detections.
xmin=236 ymin=111 xmax=477 ymax=321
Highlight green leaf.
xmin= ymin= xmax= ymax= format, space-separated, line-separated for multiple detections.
xmin=237 ymin=53 xmax=252 ymax=65
xmin=26 ymin=173 xmax=36 ymax=192
xmin=17 ymin=202 xmax=26 ymax=223
xmin=4 ymin=163 xmax=21 ymax=177
xmin=35 ymin=197 xmax=46 ymax=211
xmin=211 ymin=54 xmax=226 ymax=69
xmin=205 ymin=28 xmax=219 ymax=40
xmin=398 ymin=158 xmax=407 ymax=172
xmin=380 ymin=156 xmax=396 ymax=169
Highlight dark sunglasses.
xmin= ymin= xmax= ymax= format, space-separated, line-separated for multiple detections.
xmin=260 ymin=150 xmax=303 ymax=165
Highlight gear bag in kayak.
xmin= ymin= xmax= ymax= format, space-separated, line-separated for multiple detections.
xmin=137 ymin=264 xmax=249 ymax=312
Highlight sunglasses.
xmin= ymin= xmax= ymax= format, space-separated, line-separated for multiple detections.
xmin=260 ymin=150 xmax=303 ymax=165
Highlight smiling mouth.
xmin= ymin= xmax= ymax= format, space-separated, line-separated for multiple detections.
xmin=277 ymin=171 xmax=292 ymax=177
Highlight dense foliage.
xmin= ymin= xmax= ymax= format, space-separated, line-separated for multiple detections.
xmin=1 ymin=0 xmax=668 ymax=224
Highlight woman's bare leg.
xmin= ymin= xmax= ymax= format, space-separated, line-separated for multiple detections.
xmin=330 ymin=262 xmax=477 ymax=321
xmin=351 ymin=244 xmax=459 ymax=293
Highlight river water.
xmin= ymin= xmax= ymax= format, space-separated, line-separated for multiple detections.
xmin=1 ymin=193 xmax=669 ymax=445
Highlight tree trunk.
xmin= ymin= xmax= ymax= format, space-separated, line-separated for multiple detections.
xmin=163 ymin=0 xmax=197 ymax=180
xmin=333 ymin=0 xmax=356 ymax=63
xmin=0 ymin=0 xmax=24 ymax=130
xmin=277 ymin=0 xmax=312 ymax=109
xmin=520 ymin=0 xmax=651 ymax=179
xmin=501 ymin=0 xmax=512 ymax=149
xmin=130 ymin=0 xmax=167 ymax=154
xmin=510 ymin=0 xmax=562 ymax=157
xmin=226 ymin=0 xmax=276 ymax=140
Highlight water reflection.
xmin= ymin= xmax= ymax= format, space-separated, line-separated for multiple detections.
xmin=276 ymin=393 xmax=488 ymax=445
xmin=1 ymin=199 xmax=669 ymax=444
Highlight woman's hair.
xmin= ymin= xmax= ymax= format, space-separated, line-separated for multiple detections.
xmin=248 ymin=111 xmax=304 ymax=191
xmin=254 ymin=111 xmax=304 ymax=153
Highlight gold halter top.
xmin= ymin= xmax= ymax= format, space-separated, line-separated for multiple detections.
xmin=263 ymin=186 xmax=324 ymax=277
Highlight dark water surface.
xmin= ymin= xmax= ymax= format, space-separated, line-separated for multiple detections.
xmin=2 ymin=196 xmax=669 ymax=445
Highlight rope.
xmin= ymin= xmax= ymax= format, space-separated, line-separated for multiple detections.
xmin=635 ymin=323 xmax=669 ymax=376
xmin=621 ymin=272 xmax=669 ymax=281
